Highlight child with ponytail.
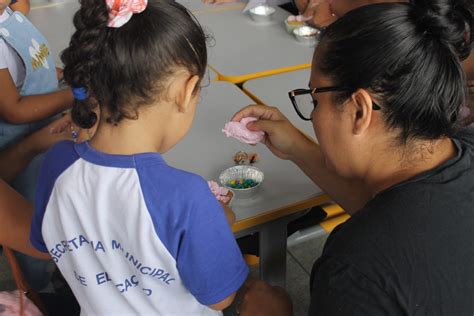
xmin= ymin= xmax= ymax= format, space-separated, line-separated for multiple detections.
xmin=30 ymin=0 xmax=248 ymax=314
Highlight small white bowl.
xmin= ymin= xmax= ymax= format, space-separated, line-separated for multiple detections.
xmin=219 ymin=165 xmax=264 ymax=199
xmin=293 ymin=26 xmax=320 ymax=45
xmin=284 ymin=18 xmax=305 ymax=34
xmin=249 ymin=5 xmax=276 ymax=23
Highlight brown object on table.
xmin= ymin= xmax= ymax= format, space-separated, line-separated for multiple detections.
xmin=234 ymin=151 xmax=249 ymax=165
xmin=248 ymin=153 xmax=260 ymax=164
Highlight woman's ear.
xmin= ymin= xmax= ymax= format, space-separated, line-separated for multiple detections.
xmin=348 ymin=89 xmax=375 ymax=135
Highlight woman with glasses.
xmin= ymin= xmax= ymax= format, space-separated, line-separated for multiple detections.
xmin=303 ymin=0 xmax=474 ymax=124
xmin=234 ymin=1 xmax=474 ymax=315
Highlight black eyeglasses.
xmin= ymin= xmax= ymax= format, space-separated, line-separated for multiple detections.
xmin=288 ymin=86 xmax=381 ymax=121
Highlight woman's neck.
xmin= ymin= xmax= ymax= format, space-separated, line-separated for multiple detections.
xmin=364 ymin=137 xmax=457 ymax=197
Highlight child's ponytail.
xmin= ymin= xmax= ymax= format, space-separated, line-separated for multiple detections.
xmin=61 ymin=0 xmax=110 ymax=128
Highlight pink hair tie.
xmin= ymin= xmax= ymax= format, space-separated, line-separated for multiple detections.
xmin=106 ymin=0 xmax=148 ymax=28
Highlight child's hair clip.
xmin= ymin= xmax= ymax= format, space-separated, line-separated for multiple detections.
xmin=72 ymin=87 xmax=88 ymax=101
xmin=106 ymin=0 xmax=148 ymax=28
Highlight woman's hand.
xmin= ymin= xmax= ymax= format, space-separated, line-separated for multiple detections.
xmin=231 ymin=105 xmax=310 ymax=161
xmin=56 ymin=67 xmax=64 ymax=81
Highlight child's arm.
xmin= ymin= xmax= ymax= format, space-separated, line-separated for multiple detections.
xmin=9 ymin=0 xmax=30 ymax=15
xmin=0 ymin=179 xmax=50 ymax=259
xmin=0 ymin=114 xmax=75 ymax=182
xmin=220 ymin=201 xmax=236 ymax=226
xmin=0 ymin=69 xmax=73 ymax=124
xmin=209 ymin=292 xmax=237 ymax=311
xmin=239 ymin=278 xmax=293 ymax=316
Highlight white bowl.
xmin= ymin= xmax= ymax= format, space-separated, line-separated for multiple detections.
xmin=284 ymin=18 xmax=305 ymax=34
xmin=293 ymin=26 xmax=320 ymax=45
xmin=249 ymin=5 xmax=276 ymax=23
xmin=219 ymin=165 xmax=264 ymax=199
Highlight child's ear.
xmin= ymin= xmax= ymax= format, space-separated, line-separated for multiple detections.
xmin=177 ymin=75 xmax=200 ymax=113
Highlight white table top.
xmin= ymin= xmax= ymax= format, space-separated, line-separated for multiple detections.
xmin=243 ymin=68 xmax=316 ymax=139
xmin=29 ymin=1 xmax=224 ymax=81
xmin=195 ymin=6 xmax=315 ymax=82
xmin=29 ymin=0 xmax=79 ymax=66
xmin=176 ymin=0 xmax=244 ymax=13
xmin=163 ymin=81 xmax=324 ymax=225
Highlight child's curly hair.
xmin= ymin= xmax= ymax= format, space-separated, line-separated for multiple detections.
xmin=61 ymin=0 xmax=208 ymax=128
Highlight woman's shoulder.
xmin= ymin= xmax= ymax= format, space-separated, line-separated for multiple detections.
xmin=455 ymin=126 xmax=474 ymax=147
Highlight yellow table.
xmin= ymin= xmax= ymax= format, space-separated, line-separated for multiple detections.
xmin=195 ymin=6 xmax=314 ymax=83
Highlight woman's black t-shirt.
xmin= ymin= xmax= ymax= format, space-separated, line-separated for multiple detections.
xmin=309 ymin=128 xmax=474 ymax=315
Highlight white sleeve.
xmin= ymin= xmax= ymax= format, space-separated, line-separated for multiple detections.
xmin=0 ymin=38 xmax=9 ymax=69
xmin=0 ymin=37 xmax=26 ymax=88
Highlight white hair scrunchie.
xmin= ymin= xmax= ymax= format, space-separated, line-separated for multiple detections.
xmin=106 ymin=0 xmax=148 ymax=28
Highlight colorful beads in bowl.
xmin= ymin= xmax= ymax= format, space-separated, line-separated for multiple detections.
xmin=227 ymin=179 xmax=259 ymax=189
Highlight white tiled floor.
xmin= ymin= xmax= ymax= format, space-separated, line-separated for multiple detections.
xmin=286 ymin=234 xmax=328 ymax=316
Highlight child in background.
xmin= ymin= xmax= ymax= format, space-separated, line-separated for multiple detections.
xmin=30 ymin=0 xmax=248 ymax=314
xmin=9 ymin=0 xmax=29 ymax=15
xmin=0 ymin=0 xmax=73 ymax=290
xmin=0 ymin=0 xmax=73 ymax=200
xmin=0 ymin=114 xmax=74 ymax=258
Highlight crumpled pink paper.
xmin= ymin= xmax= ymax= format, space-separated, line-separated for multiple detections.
xmin=208 ymin=181 xmax=232 ymax=204
xmin=222 ymin=117 xmax=264 ymax=145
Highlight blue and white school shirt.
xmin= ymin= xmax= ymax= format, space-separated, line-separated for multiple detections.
xmin=31 ymin=141 xmax=248 ymax=315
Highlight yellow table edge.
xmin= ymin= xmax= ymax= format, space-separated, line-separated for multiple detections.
xmin=232 ymin=194 xmax=331 ymax=232
xmin=321 ymin=204 xmax=345 ymax=218
xmin=210 ymin=64 xmax=311 ymax=84
xmin=319 ymin=214 xmax=350 ymax=233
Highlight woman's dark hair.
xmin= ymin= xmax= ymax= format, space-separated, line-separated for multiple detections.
xmin=317 ymin=0 xmax=473 ymax=143
xmin=61 ymin=0 xmax=208 ymax=128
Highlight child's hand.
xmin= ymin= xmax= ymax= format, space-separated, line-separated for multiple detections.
xmin=220 ymin=201 xmax=236 ymax=226
xmin=56 ymin=67 xmax=64 ymax=81
xmin=238 ymin=278 xmax=293 ymax=316
xmin=27 ymin=113 xmax=79 ymax=154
